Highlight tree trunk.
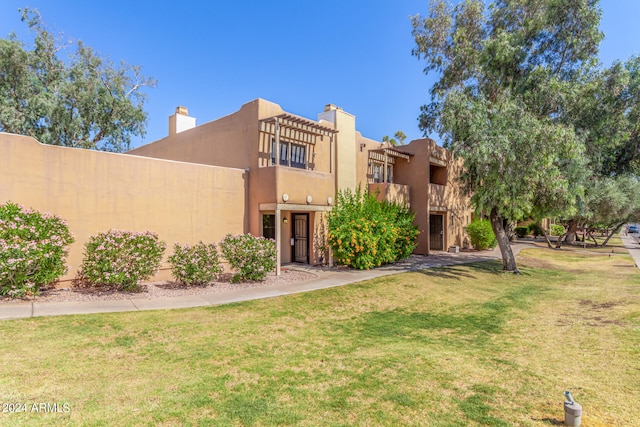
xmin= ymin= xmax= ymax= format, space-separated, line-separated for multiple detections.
xmin=537 ymin=221 xmax=553 ymax=248
xmin=601 ymin=222 xmax=625 ymax=247
xmin=490 ymin=207 xmax=520 ymax=274
xmin=587 ymin=231 xmax=599 ymax=246
xmin=565 ymin=219 xmax=579 ymax=244
xmin=556 ymin=232 xmax=568 ymax=248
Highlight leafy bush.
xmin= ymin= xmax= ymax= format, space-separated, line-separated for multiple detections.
xmin=327 ymin=188 xmax=419 ymax=269
xmin=79 ymin=229 xmax=166 ymax=291
xmin=466 ymin=219 xmax=497 ymax=250
xmin=528 ymin=223 xmax=543 ymax=237
xmin=169 ymin=242 xmax=222 ymax=286
xmin=550 ymin=224 xmax=565 ymax=236
xmin=514 ymin=226 xmax=529 ymax=238
xmin=219 ymin=234 xmax=276 ymax=282
xmin=0 ymin=202 xmax=74 ymax=298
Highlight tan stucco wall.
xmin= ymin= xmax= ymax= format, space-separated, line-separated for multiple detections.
xmin=319 ymin=107 xmax=357 ymax=192
xmin=354 ymin=133 xmax=383 ymax=190
xmin=368 ymin=183 xmax=411 ymax=205
xmin=0 ymin=133 xmax=246 ymax=282
xmin=128 ymin=99 xmax=263 ymax=170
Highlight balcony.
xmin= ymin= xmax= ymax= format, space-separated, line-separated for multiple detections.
xmin=369 ymin=182 xmax=410 ymax=206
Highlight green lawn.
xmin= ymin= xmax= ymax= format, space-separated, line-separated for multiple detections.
xmin=1 ymin=247 xmax=639 ymax=426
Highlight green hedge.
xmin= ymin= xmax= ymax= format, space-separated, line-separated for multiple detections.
xmin=515 ymin=226 xmax=529 ymax=238
xmin=550 ymin=224 xmax=565 ymax=236
xmin=528 ymin=223 xmax=543 ymax=237
xmin=466 ymin=219 xmax=497 ymax=250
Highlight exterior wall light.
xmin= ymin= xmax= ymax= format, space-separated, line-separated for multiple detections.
xmin=282 ymin=193 xmax=289 ymax=202
xmin=306 ymin=195 xmax=313 ymax=204
xmin=327 ymin=197 xmax=333 ymax=205
xmin=283 ymin=217 xmax=288 ymax=224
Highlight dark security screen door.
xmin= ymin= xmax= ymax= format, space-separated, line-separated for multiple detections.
xmin=293 ymin=214 xmax=309 ymax=263
xmin=429 ymin=214 xmax=444 ymax=251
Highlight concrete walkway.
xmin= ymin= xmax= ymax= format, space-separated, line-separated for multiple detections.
xmin=0 ymin=243 xmax=535 ymax=321
xmin=620 ymin=232 xmax=640 ymax=268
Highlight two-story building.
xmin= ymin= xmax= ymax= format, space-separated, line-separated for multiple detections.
xmin=128 ymin=99 xmax=473 ymax=273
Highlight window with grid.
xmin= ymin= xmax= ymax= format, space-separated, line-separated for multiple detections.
xmin=271 ymin=139 xmax=306 ymax=169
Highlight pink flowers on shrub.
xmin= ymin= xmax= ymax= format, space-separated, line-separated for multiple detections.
xmin=219 ymin=234 xmax=276 ymax=282
xmin=79 ymin=229 xmax=166 ymax=291
xmin=1 ymin=202 xmax=279 ymax=297
xmin=0 ymin=202 xmax=75 ymax=298
xmin=168 ymin=242 xmax=222 ymax=286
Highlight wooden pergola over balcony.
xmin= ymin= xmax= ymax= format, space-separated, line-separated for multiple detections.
xmin=260 ymin=113 xmax=337 ymax=143
xmin=260 ymin=113 xmax=338 ymax=171
xmin=368 ymin=147 xmax=413 ymax=183
xmin=368 ymin=147 xmax=412 ymax=163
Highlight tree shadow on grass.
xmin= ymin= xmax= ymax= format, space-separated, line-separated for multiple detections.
xmin=414 ymin=260 xmax=504 ymax=281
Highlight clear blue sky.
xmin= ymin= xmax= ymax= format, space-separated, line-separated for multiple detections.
xmin=1 ymin=0 xmax=638 ymax=149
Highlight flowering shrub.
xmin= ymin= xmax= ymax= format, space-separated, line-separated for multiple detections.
xmin=168 ymin=241 xmax=222 ymax=286
xmin=79 ymin=229 xmax=166 ymax=291
xmin=465 ymin=219 xmax=497 ymax=250
xmin=327 ymin=188 xmax=419 ymax=269
xmin=219 ymin=234 xmax=276 ymax=282
xmin=0 ymin=202 xmax=75 ymax=298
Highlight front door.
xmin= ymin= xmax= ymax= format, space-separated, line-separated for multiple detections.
xmin=293 ymin=213 xmax=309 ymax=263
xmin=429 ymin=214 xmax=444 ymax=251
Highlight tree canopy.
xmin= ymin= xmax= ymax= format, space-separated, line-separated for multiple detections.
xmin=412 ymin=0 xmax=605 ymax=272
xmin=0 ymin=9 xmax=155 ymax=152
xmin=382 ymin=131 xmax=407 ymax=146
xmin=550 ymin=55 xmax=640 ymax=245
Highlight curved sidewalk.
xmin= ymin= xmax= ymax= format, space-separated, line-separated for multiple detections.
xmin=0 ymin=244 xmax=532 ymax=321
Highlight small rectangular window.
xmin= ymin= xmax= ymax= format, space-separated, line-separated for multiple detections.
xmin=263 ymin=214 xmax=276 ymax=240
xmin=373 ymin=164 xmax=381 ymax=183
xmin=290 ymin=144 xmax=306 ymax=169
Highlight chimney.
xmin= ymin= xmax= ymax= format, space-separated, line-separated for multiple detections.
xmin=169 ymin=106 xmax=196 ymax=136
xmin=323 ymin=103 xmax=343 ymax=112
xmin=319 ymin=104 xmax=343 ymax=124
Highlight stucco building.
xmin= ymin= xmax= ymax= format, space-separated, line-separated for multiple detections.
xmin=0 ymin=98 xmax=472 ymax=281
xmin=129 ymin=99 xmax=473 ymax=273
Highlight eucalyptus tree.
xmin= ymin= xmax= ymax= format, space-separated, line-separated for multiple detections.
xmin=0 ymin=9 xmax=155 ymax=152
xmin=554 ymin=56 xmax=640 ymax=244
xmin=411 ymin=0 xmax=603 ymax=272
xmin=586 ymin=175 xmax=640 ymax=246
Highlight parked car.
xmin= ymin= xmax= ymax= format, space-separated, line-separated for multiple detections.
xmin=628 ymin=225 xmax=638 ymax=233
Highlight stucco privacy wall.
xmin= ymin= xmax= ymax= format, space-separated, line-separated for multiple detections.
xmin=0 ymin=133 xmax=247 ymax=282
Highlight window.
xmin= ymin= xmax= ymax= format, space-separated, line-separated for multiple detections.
xmin=263 ymin=214 xmax=276 ymax=240
xmin=271 ymin=139 xmax=306 ymax=169
xmin=373 ymin=164 xmax=381 ymax=183
xmin=289 ymin=144 xmax=306 ymax=169
xmin=371 ymin=162 xmax=393 ymax=183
